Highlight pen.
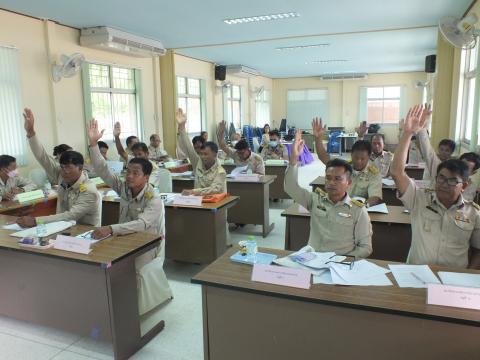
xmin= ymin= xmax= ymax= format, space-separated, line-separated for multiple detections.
xmin=410 ymin=272 xmax=426 ymax=284
xmin=81 ymin=230 xmax=94 ymax=239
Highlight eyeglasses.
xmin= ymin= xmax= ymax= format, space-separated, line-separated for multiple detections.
xmin=326 ymin=254 xmax=356 ymax=270
xmin=436 ymin=174 xmax=463 ymax=187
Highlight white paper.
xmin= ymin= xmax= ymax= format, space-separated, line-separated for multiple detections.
xmin=274 ymin=246 xmax=326 ymax=276
xmin=234 ymin=173 xmax=260 ymax=182
xmin=75 ymin=230 xmax=110 ymax=244
xmin=382 ymin=178 xmax=395 ymax=186
xmin=330 ymin=260 xmax=392 ymax=286
xmin=173 ymin=195 xmax=203 ymax=207
xmin=104 ymin=190 xmax=119 ymax=197
xmin=293 ymin=252 xmax=346 ymax=270
xmin=367 ymin=203 xmax=389 ymax=214
xmin=54 ymin=235 xmax=92 ymax=254
xmin=170 ymin=171 xmax=193 ymax=178
xmin=298 ymin=205 xmax=310 ymax=214
xmin=312 ymin=269 xmax=335 ymax=285
xmin=2 ymin=223 xmax=24 ymax=231
xmin=230 ymin=165 xmax=249 ymax=177
xmin=388 ymin=264 xmax=441 ymax=288
xmin=10 ymin=221 xmax=75 ymax=238
xmin=438 ymin=272 xmax=480 ymax=289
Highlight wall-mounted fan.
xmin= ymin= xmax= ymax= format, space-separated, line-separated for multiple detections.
xmin=252 ymin=86 xmax=265 ymax=98
xmin=52 ymin=53 xmax=85 ymax=82
xmin=414 ymin=80 xmax=429 ymax=89
xmin=439 ymin=14 xmax=480 ymax=49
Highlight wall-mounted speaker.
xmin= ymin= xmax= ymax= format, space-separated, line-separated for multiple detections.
xmin=215 ymin=65 xmax=226 ymax=81
xmin=425 ymin=55 xmax=436 ymax=73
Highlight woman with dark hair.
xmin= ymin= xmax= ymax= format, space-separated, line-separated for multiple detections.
xmin=259 ymin=124 xmax=270 ymax=153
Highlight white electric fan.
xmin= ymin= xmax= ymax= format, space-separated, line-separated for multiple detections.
xmin=439 ymin=14 xmax=480 ymax=49
xmin=52 ymin=53 xmax=85 ymax=82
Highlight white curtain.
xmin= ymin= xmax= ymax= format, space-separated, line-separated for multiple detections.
xmin=0 ymin=46 xmax=26 ymax=165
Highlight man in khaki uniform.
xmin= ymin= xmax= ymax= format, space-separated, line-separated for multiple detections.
xmin=312 ymin=117 xmax=382 ymax=206
xmin=87 ymin=119 xmax=173 ymax=314
xmin=0 ymin=155 xmax=37 ymax=200
xmin=370 ymin=133 xmax=394 ymax=178
xmin=391 ymin=105 xmax=480 ymax=269
xmin=285 ymin=130 xmax=372 ymax=257
xmin=16 ymin=109 xmax=101 ymax=228
xmin=148 ymin=134 xmax=169 ymax=162
xmin=260 ymin=129 xmax=289 ymax=161
xmin=177 ymin=109 xmax=226 ymax=195
xmin=217 ymin=120 xmax=265 ymax=175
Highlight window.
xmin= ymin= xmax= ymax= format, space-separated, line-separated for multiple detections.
xmin=286 ymin=89 xmax=329 ymax=129
xmin=255 ymin=89 xmax=270 ymax=127
xmin=176 ymin=76 xmax=205 ymax=134
xmin=0 ymin=46 xmax=27 ymax=165
xmin=83 ymin=63 xmax=142 ymax=142
xmin=225 ymin=85 xmax=242 ymax=130
xmin=458 ymin=41 xmax=479 ymax=145
xmin=365 ymin=86 xmax=401 ymax=124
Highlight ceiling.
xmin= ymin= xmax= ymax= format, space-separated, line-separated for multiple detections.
xmin=0 ymin=0 xmax=474 ymax=77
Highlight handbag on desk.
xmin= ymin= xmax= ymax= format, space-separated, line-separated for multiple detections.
xmin=202 ymin=193 xmax=228 ymax=203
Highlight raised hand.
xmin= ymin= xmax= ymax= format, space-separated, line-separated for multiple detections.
xmin=113 ymin=122 xmax=121 ymax=137
xmin=176 ymin=108 xmax=187 ymax=129
xmin=290 ymin=129 xmax=304 ymax=165
xmin=87 ymin=119 xmax=105 ymax=146
xmin=217 ymin=120 xmax=226 ymax=140
xmin=402 ymin=105 xmax=424 ymax=135
xmin=23 ymin=108 xmax=35 ymax=137
xmin=419 ymin=103 xmax=432 ymax=129
xmin=311 ymin=117 xmax=326 ymax=139
xmin=355 ymin=121 xmax=368 ymax=137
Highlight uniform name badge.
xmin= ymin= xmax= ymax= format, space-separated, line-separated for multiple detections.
xmin=455 ymin=211 xmax=470 ymax=223
xmin=337 ymin=212 xmax=352 ymax=218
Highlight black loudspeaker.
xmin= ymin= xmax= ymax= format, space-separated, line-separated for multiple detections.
xmin=215 ymin=65 xmax=226 ymax=81
xmin=425 ymin=55 xmax=436 ymax=73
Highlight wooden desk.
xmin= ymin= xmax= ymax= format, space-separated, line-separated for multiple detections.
xmin=192 ymin=247 xmax=480 ymax=360
xmin=223 ymin=163 xmax=290 ymax=200
xmin=309 ymin=176 xmax=403 ymax=206
xmin=0 ymin=196 xmax=57 ymax=217
xmin=405 ymin=164 xmax=425 ymax=180
xmin=0 ymin=215 xmax=163 ymax=360
xmin=281 ymin=203 xmax=412 ymax=262
xmin=172 ymin=176 xmax=276 ymax=237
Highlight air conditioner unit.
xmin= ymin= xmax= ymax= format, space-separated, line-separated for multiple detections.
xmin=226 ymin=64 xmax=259 ymax=78
xmin=319 ymin=73 xmax=368 ymax=81
xmin=80 ymin=26 xmax=166 ymax=57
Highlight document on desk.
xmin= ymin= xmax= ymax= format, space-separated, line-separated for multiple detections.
xmin=10 ymin=221 xmax=76 ymax=238
xmin=2 ymin=223 xmax=25 ymax=231
xmin=312 ymin=269 xmax=335 ymax=285
xmin=274 ymin=246 xmax=325 ymax=276
xmin=382 ymin=178 xmax=395 ymax=186
xmin=330 ymin=260 xmax=392 ymax=286
xmin=230 ymin=165 xmax=248 ymax=177
xmin=437 ymin=272 xmax=480 ymax=288
xmin=366 ymin=203 xmax=389 ymax=214
xmin=170 ymin=171 xmax=193 ymax=178
xmin=388 ymin=264 xmax=440 ymax=288
xmin=291 ymin=251 xmax=345 ymax=270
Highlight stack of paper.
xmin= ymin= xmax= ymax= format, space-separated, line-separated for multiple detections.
xmin=170 ymin=171 xmax=193 ymax=178
xmin=10 ymin=221 xmax=76 ymax=238
xmin=327 ymin=260 xmax=392 ymax=286
xmin=159 ymin=193 xmax=177 ymax=204
xmin=230 ymin=165 xmax=249 ymax=177
xmin=388 ymin=264 xmax=441 ymax=288
xmin=367 ymin=203 xmax=389 ymax=214
xmin=437 ymin=272 xmax=480 ymax=288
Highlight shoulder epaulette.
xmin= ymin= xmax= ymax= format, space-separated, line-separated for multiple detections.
xmin=347 ymin=159 xmax=353 ymax=164
xmin=368 ymin=165 xmax=379 ymax=175
xmin=314 ymin=187 xmax=326 ymax=196
xmin=471 ymin=201 xmax=480 ymax=210
xmin=351 ymin=199 xmax=364 ymax=207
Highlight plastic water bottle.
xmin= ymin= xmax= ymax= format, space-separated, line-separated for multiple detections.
xmin=36 ymin=219 xmax=47 ymax=240
xmin=246 ymin=236 xmax=258 ymax=263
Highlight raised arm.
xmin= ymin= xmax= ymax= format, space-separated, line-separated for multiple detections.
xmin=415 ymin=104 xmax=439 ymax=177
xmin=355 ymin=121 xmax=368 ymax=140
xmin=176 ymin=108 xmax=200 ymax=169
xmin=113 ymin=122 xmax=128 ymax=161
xmin=284 ymin=129 xmax=313 ymax=210
xmin=216 ymin=120 xmax=235 ymax=157
xmin=23 ymin=108 xmax=61 ymax=182
xmin=312 ymin=117 xmax=330 ymax=165
xmin=87 ymin=119 xmax=122 ymax=193
xmin=391 ymin=105 xmax=426 ymax=195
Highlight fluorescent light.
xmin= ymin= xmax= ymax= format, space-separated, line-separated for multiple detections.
xmin=276 ymin=43 xmax=330 ymax=51
xmin=224 ymin=12 xmax=300 ymax=25
xmin=305 ymin=59 xmax=348 ymax=64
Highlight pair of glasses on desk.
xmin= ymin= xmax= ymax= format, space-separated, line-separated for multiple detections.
xmin=325 ymin=254 xmax=356 ymax=270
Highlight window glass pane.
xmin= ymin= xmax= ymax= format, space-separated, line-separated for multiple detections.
xmin=177 ymin=77 xmax=186 ymax=95
xmin=227 ymin=99 xmax=233 ymax=123
xmin=307 ymin=89 xmax=326 ymax=100
xmin=177 ymin=97 xmax=187 ymax=113
xmin=465 ymin=78 xmax=476 ymax=141
xmin=469 ymin=44 xmax=478 ymax=72
xmin=232 ymin=85 xmax=240 ymax=99
xmin=112 ymin=93 xmax=138 ymax=138
xmin=89 ymin=64 xmax=110 ymax=88
xmin=186 ymin=98 xmax=202 ymax=133
xmin=287 ymin=90 xmax=305 ymax=101
xmin=111 ymin=67 xmax=135 ymax=90
xmin=367 ymin=100 xmax=384 ymax=122
xmin=367 ymin=87 xmax=383 ymax=99
xmin=91 ymin=92 xmax=113 ymax=138
xmin=232 ymin=100 xmax=241 ymax=129
xmin=382 ymin=99 xmax=400 ymax=123
xmin=384 ymin=86 xmax=400 ymax=98
xmin=187 ymin=78 xmax=200 ymax=96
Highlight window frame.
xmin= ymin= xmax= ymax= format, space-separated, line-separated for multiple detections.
xmin=176 ymin=76 xmax=206 ymax=136
xmin=224 ymin=85 xmax=243 ymax=131
xmin=255 ymin=89 xmax=271 ymax=127
xmin=459 ymin=42 xmax=479 ymax=145
xmin=365 ymin=85 xmax=402 ymax=125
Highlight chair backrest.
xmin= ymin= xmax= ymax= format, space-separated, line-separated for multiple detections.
xmin=29 ymin=168 xmax=47 ymax=188
xmin=150 ymin=168 xmax=172 ymax=193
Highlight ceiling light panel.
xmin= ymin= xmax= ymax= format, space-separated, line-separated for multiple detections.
xmin=224 ymin=12 xmax=300 ymax=25
xmin=276 ymin=43 xmax=330 ymax=51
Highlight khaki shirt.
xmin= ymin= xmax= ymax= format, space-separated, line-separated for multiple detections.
xmin=0 ymin=175 xmax=37 ymax=197
xmin=284 ymin=164 xmax=373 ymax=258
xmin=417 ymin=129 xmax=441 ymax=181
xmin=178 ymin=129 xmax=227 ymax=195
xmin=261 ymin=144 xmax=289 ymax=161
xmin=148 ymin=145 xmax=168 ymax=161
xmin=398 ymin=178 xmax=480 ymax=268
xmin=28 ymin=135 xmax=101 ymax=226
xmin=348 ymin=162 xmax=383 ymax=200
xmin=223 ymin=146 xmax=265 ymax=175
xmin=370 ymin=151 xmax=393 ymax=178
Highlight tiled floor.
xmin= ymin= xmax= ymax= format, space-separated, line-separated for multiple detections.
xmin=0 ymin=157 xmax=328 ymax=360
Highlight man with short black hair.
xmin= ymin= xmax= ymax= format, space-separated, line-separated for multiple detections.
xmin=284 ymin=129 xmax=372 ymax=257
xmin=177 ymin=109 xmax=227 ymax=195
xmin=0 ymin=155 xmax=37 ymax=200
xmin=370 ymin=133 xmax=394 ymax=178
xmin=86 ymin=119 xmax=172 ymax=314
xmin=313 ymin=117 xmax=382 ymax=206
xmin=459 ymin=152 xmax=480 ymax=201
xmin=217 ymin=120 xmax=265 ymax=175
xmin=97 ymin=141 xmax=109 ymax=160
xmin=261 ymin=129 xmax=289 ymax=160
xmin=17 ymin=109 xmax=101 ymax=228
xmin=148 ymin=134 xmax=169 ymax=162
xmin=113 ymin=121 xmax=139 ymax=164
xmin=391 ymin=105 xmax=480 ymax=269
xmin=53 ymin=144 xmax=72 ymax=161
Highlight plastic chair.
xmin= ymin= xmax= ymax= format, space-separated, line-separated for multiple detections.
xmin=327 ymin=131 xmax=342 ymax=154
xmin=29 ymin=168 xmax=47 ymax=188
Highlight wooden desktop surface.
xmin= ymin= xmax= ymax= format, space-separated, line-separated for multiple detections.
xmin=192 ymin=247 xmax=480 ymax=326
xmin=0 ymin=215 xmax=160 ymax=265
